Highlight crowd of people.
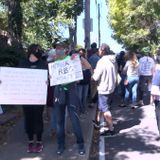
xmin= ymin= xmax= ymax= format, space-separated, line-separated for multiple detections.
xmin=17 ymin=41 xmax=160 ymax=156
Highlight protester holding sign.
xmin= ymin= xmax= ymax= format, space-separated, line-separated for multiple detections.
xmin=49 ymin=42 xmax=85 ymax=155
xmin=18 ymin=44 xmax=47 ymax=153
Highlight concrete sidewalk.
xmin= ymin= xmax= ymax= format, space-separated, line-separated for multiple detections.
xmin=0 ymin=107 xmax=96 ymax=160
xmin=105 ymin=104 xmax=160 ymax=160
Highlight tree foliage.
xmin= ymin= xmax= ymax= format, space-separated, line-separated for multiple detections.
xmin=0 ymin=0 xmax=83 ymax=66
xmin=7 ymin=0 xmax=23 ymax=41
xmin=0 ymin=0 xmax=83 ymax=49
xmin=0 ymin=2 xmax=7 ymax=30
xmin=107 ymin=0 xmax=160 ymax=52
xmin=22 ymin=0 xmax=83 ymax=49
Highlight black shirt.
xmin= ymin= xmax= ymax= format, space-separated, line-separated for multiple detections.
xmin=18 ymin=58 xmax=47 ymax=70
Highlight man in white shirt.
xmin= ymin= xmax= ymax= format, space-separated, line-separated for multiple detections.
xmin=92 ymin=43 xmax=117 ymax=136
xmin=137 ymin=47 xmax=155 ymax=106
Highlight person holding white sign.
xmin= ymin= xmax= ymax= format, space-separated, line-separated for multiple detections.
xmin=49 ymin=42 xmax=85 ymax=155
xmin=18 ymin=44 xmax=47 ymax=153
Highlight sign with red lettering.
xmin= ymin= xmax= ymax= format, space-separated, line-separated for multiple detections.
xmin=48 ymin=55 xmax=83 ymax=86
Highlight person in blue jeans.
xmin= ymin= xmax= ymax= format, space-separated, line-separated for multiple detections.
xmin=124 ymin=75 xmax=139 ymax=107
xmin=77 ymin=80 xmax=90 ymax=114
xmin=54 ymin=83 xmax=85 ymax=155
xmin=49 ymin=43 xmax=85 ymax=155
xmin=123 ymin=51 xmax=139 ymax=108
xmin=77 ymin=48 xmax=92 ymax=114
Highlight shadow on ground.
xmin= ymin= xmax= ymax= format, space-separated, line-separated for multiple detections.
xmin=105 ymin=105 xmax=159 ymax=160
xmin=106 ymin=129 xmax=160 ymax=160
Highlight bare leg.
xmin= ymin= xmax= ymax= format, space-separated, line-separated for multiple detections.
xmin=96 ymin=111 xmax=101 ymax=122
xmin=103 ymin=111 xmax=114 ymax=131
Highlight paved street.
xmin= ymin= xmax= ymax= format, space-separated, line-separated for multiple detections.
xmin=0 ymin=107 xmax=96 ymax=160
xmin=105 ymin=104 xmax=160 ymax=160
xmin=1 ymin=102 xmax=160 ymax=160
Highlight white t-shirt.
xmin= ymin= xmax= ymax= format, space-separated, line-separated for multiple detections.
xmin=139 ymin=56 xmax=155 ymax=76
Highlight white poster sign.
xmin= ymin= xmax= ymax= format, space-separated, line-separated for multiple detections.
xmin=151 ymin=85 xmax=160 ymax=96
xmin=0 ymin=67 xmax=48 ymax=105
xmin=48 ymin=55 xmax=83 ymax=86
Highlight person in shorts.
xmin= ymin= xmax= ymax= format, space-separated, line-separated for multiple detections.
xmin=92 ymin=43 xmax=117 ymax=136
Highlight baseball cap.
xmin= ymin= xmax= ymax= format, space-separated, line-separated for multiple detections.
xmin=141 ymin=47 xmax=151 ymax=54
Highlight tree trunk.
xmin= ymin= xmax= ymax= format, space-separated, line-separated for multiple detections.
xmin=84 ymin=0 xmax=90 ymax=49
xmin=69 ymin=26 xmax=74 ymax=50
xmin=74 ymin=16 xmax=77 ymax=48
xmin=69 ymin=16 xmax=77 ymax=50
xmin=7 ymin=0 xmax=23 ymax=43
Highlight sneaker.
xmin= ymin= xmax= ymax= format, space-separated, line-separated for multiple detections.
xmin=57 ymin=145 xmax=65 ymax=155
xmin=138 ymin=100 xmax=144 ymax=107
xmin=88 ymin=103 xmax=95 ymax=108
xmin=78 ymin=144 xmax=85 ymax=155
xmin=100 ymin=130 xmax=116 ymax=137
xmin=131 ymin=105 xmax=136 ymax=109
xmin=34 ymin=142 xmax=43 ymax=153
xmin=130 ymin=104 xmax=138 ymax=109
xmin=155 ymin=136 xmax=160 ymax=141
xmin=27 ymin=143 xmax=34 ymax=153
xmin=92 ymin=120 xmax=100 ymax=129
xmin=119 ymin=103 xmax=126 ymax=107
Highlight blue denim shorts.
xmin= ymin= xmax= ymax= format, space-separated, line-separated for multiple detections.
xmin=98 ymin=94 xmax=112 ymax=112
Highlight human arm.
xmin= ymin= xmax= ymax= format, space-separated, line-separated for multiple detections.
xmin=92 ymin=61 xmax=102 ymax=81
xmin=122 ymin=61 xmax=129 ymax=75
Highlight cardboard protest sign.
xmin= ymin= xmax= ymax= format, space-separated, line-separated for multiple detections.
xmin=0 ymin=67 xmax=48 ymax=105
xmin=48 ymin=55 xmax=83 ymax=86
xmin=151 ymin=85 xmax=160 ymax=96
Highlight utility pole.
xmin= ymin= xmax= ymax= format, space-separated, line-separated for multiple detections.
xmin=84 ymin=0 xmax=90 ymax=49
xmin=98 ymin=3 xmax=101 ymax=47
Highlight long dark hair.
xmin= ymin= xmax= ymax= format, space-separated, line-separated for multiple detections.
xmin=27 ymin=44 xmax=43 ymax=59
xmin=78 ymin=48 xmax=86 ymax=58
